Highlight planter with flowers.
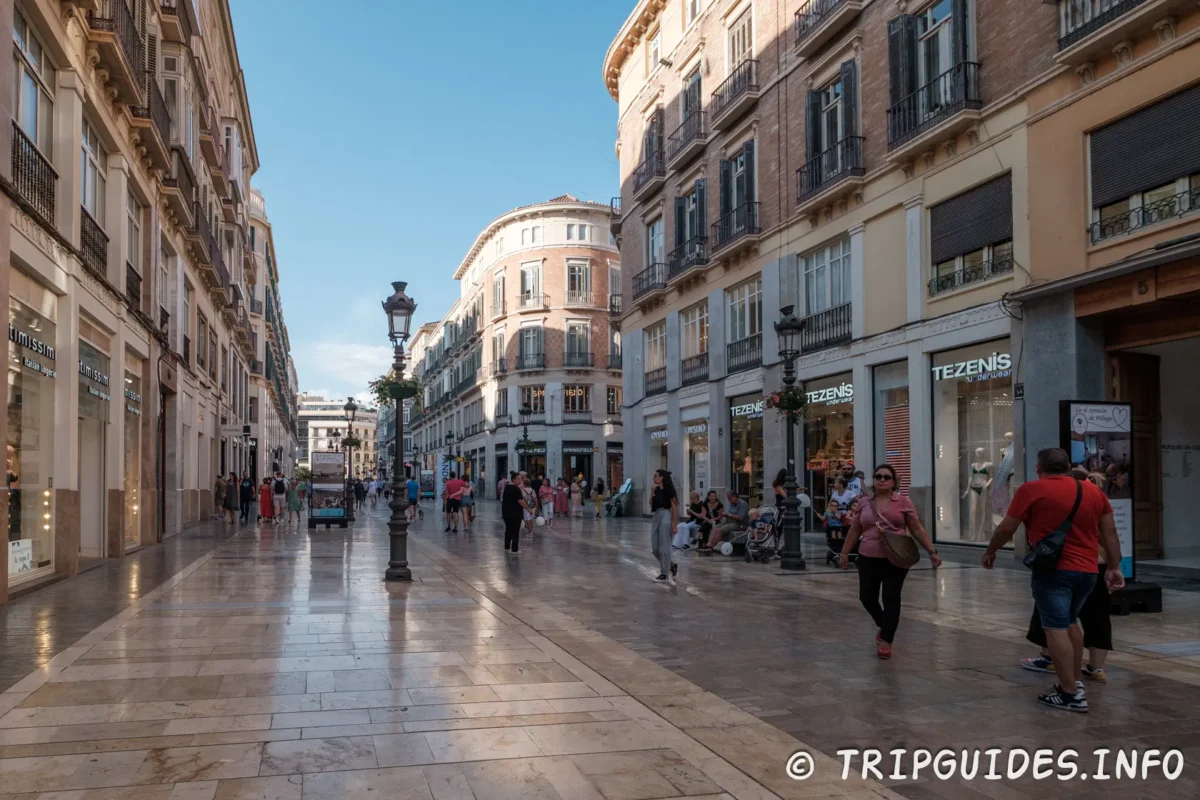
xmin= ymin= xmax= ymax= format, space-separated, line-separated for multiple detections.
xmin=764 ymin=386 xmax=807 ymax=421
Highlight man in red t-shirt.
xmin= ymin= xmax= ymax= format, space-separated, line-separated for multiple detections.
xmin=443 ymin=472 xmax=465 ymax=533
xmin=983 ymin=448 xmax=1124 ymax=713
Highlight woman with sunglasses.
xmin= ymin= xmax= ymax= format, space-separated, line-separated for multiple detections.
xmin=839 ymin=464 xmax=940 ymax=659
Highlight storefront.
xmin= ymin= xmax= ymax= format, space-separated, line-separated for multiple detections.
xmin=649 ymin=427 xmax=668 ymax=476
xmin=561 ymin=441 xmax=593 ymax=488
xmin=931 ymin=340 xmax=1013 ymax=545
xmin=494 ymin=444 xmax=508 ymax=496
xmin=78 ymin=330 xmax=112 ymax=558
xmin=7 ymin=281 xmax=58 ymax=587
xmin=518 ymin=442 xmax=546 ymax=477
xmin=682 ymin=420 xmax=709 ymax=499
xmin=729 ymin=394 xmax=764 ymax=507
xmin=123 ymin=365 xmax=143 ymax=549
xmin=605 ymin=442 xmax=623 ymax=491
xmin=873 ymin=362 xmax=910 ymax=495
xmin=803 ymin=373 xmax=854 ymax=523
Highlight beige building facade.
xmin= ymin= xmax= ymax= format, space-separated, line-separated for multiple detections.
xmin=409 ymin=196 xmax=624 ymax=498
xmin=3 ymin=0 xmax=297 ymax=601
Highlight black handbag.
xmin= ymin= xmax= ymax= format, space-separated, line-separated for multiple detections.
xmin=1023 ymin=480 xmax=1083 ymax=575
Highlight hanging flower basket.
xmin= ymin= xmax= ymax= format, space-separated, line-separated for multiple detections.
xmin=341 ymin=435 xmax=364 ymax=450
xmin=764 ymin=386 xmax=806 ymax=419
xmin=369 ymin=374 xmax=418 ymax=406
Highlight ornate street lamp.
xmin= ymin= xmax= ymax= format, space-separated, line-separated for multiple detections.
xmin=382 ymin=281 xmax=417 ymax=581
xmin=774 ymin=305 xmax=807 ymax=571
xmin=516 ymin=404 xmax=534 ymax=466
xmin=343 ymin=397 xmax=359 ymax=518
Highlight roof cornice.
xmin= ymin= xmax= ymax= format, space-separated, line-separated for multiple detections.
xmin=452 ymin=199 xmax=613 ymax=280
xmin=602 ymin=0 xmax=664 ymax=102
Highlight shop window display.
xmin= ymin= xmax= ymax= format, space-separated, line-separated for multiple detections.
xmin=803 ymin=373 xmax=854 ymax=526
xmin=873 ymin=362 xmax=910 ymax=494
xmin=124 ymin=369 xmax=143 ymax=548
xmin=729 ymin=394 xmax=763 ymax=507
xmin=932 ymin=341 xmax=1013 ymax=544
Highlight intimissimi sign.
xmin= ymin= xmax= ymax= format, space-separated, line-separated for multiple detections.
xmin=9 ymin=323 xmax=55 ymax=359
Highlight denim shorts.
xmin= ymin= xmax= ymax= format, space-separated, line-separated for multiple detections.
xmin=1031 ymin=570 xmax=1098 ymax=630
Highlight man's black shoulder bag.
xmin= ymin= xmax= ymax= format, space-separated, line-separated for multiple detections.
xmin=1023 ymin=479 xmax=1083 ymax=575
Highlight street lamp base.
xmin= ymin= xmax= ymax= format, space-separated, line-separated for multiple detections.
xmin=385 ymin=565 xmax=412 ymax=581
xmin=779 ymin=552 xmax=807 ymax=571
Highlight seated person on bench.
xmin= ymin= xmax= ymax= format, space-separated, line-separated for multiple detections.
xmin=702 ymin=491 xmax=749 ymax=551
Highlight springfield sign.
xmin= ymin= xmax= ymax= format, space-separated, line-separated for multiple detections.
xmin=932 ymin=352 xmax=1012 ymax=382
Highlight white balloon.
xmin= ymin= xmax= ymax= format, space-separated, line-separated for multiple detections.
xmin=719 ymin=542 xmax=734 ymax=557
xmin=535 ymin=516 xmax=546 ymax=527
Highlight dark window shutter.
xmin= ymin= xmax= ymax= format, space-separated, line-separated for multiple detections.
xmin=535 ymin=326 xmax=544 ymax=354
xmin=951 ymin=0 xmax=969 ymax=65
xmin=929 ymin=173 xmax=1013 ymax=263
xmin=674 ymin=196 xmax=686 ymax=248
xmin=805 ymin=91 xmax=821 ymax=161
xmin=696 ymin=178 xmax=706 ymax=237
xmin=1090 ymin=84 xmax=1200 ymax=207
xmin=743 ymin=140 xmax=756 ymax=205
xmin=840 ymin=60 xmax=858 ymax=138
xmin=719 ymin=159 xmax=733 ymax=215
xmin=887 ymin=16 xmax=919 ymax=107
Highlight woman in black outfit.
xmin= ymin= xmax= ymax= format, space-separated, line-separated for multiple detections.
xmin=501 ymin=474 xmax=525 ymax=553
xmin=772 ymin=469 xmax=788 ymax=511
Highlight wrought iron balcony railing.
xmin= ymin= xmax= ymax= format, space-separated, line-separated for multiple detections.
xmin=608 ymin=294 xmax=623 ymax=316
xmin=125 ymin=263 xmax=142 ymax=312
xmin=250 ymin=299 xmax=263 ymax=314
xmin=645 ymin=367 xmax=667 ymax=397
xmin=88 ymin=0 xmax=143 ymax=90
xmin=633 ymin=146 xmax=666 ymax=194
xmin=797 ymin=136 xmax=865 ymax=203
xmin=710 ymin=59 xmax=759 ymax=121
xmin=633 ymin=262 xmax=668 ymax=299
xmin=518 ymin=293 xmax=548 ymax=310
xmin=1058 ymin=0 xmax=1148 ymax=50
xmin=132 ymin=75 xmax=172 ymax=150
xmin=712 ymin=202 xmax=760 ymax=251
xmin=800 ymin=303 xmax=853 ymax=352
xmin=887 ymin=61 xmax=982 ymax=149
xmin=795 ymin=0 xmax=849 ymax=46
xmin=608 ymin=349 xmax=623 ymax=370
xmin=80 ymin=208 xmax=109 ymax=281
xmin=667 ymin=111 xmax=707 ymax=163
xmin=11 ymin=121 xmax=56 ymax=226
xmin=727 ymin=333 xmax=762 ymax=374
xmin=928 ymin=255 xmax=1015 ymax=296
xmin=1089 ymin=187 xmax=1200 ymax=244
xmin=682 ymin=352 xmax=709 ymax=386
xmin=182 ymin=335 xmax=190 ymax=365
xmin=564 ymin=351 xmax=595 ymax=369
xmin=159 ymin=305 xmax=170 ymax=334
xmin=565 ymin=290 xmax=593 ymax=306
xmin=492 ymin=357 xmax=508 ymax=375
xmin=668 ymin=235 xmax=709 ymax=279
xmin=517 ymin=352 xmax=545 ymax=370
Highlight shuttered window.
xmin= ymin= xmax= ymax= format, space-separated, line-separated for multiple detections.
xmin=1090 ymin=84 xmax=1200 ymax=208
xmin=929 ymin=173 xmax=1013 ymax=264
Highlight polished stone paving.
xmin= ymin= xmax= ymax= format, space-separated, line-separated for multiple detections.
xmin=2 ymin=503 xmax=1199 ymax=799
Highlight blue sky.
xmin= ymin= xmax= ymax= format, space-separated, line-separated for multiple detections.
xmin=229 ymin=0 xmax=631 ymax=402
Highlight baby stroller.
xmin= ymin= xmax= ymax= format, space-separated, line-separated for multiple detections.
xmin=826 ymin=520 xmax=857 ymax=565
xmin=723 ymin=506 xmax=781 ymax=563
xmin=604 ymin=479 xmax=633 ymax=517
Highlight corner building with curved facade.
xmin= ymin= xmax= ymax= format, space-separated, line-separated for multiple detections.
xmin=409 ymin=196 xmax=624 ymax=497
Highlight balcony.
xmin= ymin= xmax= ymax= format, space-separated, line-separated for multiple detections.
xmin=565 ymin=290 xmax=594 ymax=307
xmin=163 ymin=148 xmax=196 ymax=226
xmin=887 ymin=62 xmax=982 ymax=161
xmin=711 ymin=202 xmax=761 ymax=256
xmin=86 ymin=1 xmax=144 ymax=105
xmin=800 ymin=303 xmax=853 ymax=352
xmin=1090 ymin=186 xmax=1200 ymax=244
xmin=608 ymin=349 xmax=623 ymax=370
xmin=125 ymin=263 xmax=142 ymax=313
xmin=667 ymin=112 xmax=707 ymax=169
xmin=610 ymin=196 xmax=623 ymax=236
xmin=564 ymin=351 xmax=595 ymax=369
xmin=608 ymin=294 xmax=623 ymax=316
xmin=681 ymin=353 xmax=709 ymax=386
xmin=795 ymin=0 xmax=863 ymax=58
xmin=159 ymin=0 xmax=194 ymax=44
xmin=130 ymin=77 xmax=172 ymax=170
xmin=517 ymin=352 xmax=545 ymax=371
xmin=211 ymin=244 xmax=231 ymax=302
xmin=632 ymin=146 xmax=666 ymax=201
xmin=727 ymin=333 xmax=762 ymax=374
xmin=492 ymin=358 xmax=508 ymax=375
xmin=517 ymin=293 xmax=548 ymax=311
xmin=1055 ymin=0 xmax=1190 ymax=65
xmin=668 ymin=235 xmax=709 ymax=281
xmin=159 ymin=305 xmax=170 ymax=335
xmin=200 ymin=106 xmax=224 ymax=175
xmin=632 ymin=262 xmax=668 ymax=300
xmin=80 ymin=208 xmax=109 ymax=282
xmin=796 ymin=136 xmax=865 ymax=211
xmin=11 ymin=122 xmax=56 ymax=228
xmin=710 ymin=60 xmax=759 ymax=131
xmin=250 ymin=299 xmax=263 ymax=315
xmin=250 ymin=360 xmax=264 ymax=376
xmin=645 ymin=368 xmax=667 ymax=397
xmin=929 ymin=253 xmax=1015 ymax=296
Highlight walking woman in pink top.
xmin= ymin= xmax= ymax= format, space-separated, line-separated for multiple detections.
xmin=839 ymin=464 xmax=941 ymax=659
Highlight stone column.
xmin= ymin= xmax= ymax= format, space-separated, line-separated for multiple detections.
xmin=904 ymin=195 xmax=924 ymax=324
xmin=849 ymin=223 xmax=866 ymax=339
xmin=907 ymin=342 xmax=933 ymax=525
xmin=665 ymin=310 xmax=681 ymax=391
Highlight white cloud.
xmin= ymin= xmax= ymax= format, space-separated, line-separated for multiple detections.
xmin=296 ymin=342 xmax=393 ymax=401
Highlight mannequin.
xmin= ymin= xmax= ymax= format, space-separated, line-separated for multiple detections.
xmin=962 ymin=447 xmax=993 ymax=540
xmin=991 ymin=432 xmax=1015 ymax=517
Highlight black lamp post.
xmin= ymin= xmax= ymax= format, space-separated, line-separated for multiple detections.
xmin=775 ymin=305 xmax=807 ymax=571
xmin=344 ymin=397 xmax=358 ymax=518
xmin=517 ymin=404 xmax=533 ymax=469
xmin=383 ymin=281 xmax=416 ymax=582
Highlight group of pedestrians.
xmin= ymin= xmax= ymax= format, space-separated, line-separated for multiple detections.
xmin=215 ymin=470 xmax=304 ymax=527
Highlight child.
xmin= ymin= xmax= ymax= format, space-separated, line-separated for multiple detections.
xmin=822 ymin=500 xmax=845 ymax=565
xmin=747 ymin=508 xmax=773 ymax=543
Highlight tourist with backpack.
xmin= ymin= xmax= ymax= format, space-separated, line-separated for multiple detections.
xmin=271 ymin=472 xmax=289 ymax=525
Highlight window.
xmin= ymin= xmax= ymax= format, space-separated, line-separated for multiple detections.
xmin=521 ymin=226 xmax=542 ymax=245
xmin=158 ymin=243 xmax=170 ymax=314
xmin=519 ymin=262 xmax=541 ymax=299
xmin=566 ymin=321 xmax=590 ymax=355
xmin=495 ymin=389 xmax=509 ymax=418
xmin=578 ymin=224 xmax=588 ymax=241
xmin=220 ymin=346 xmax=227 ymax=391
xmin=648 ymin=29 xmax=661 ymax=69
xmin=81 ymin=118 xmax=107 ymax=222
xmin=718 ymin=142 xmax=754 ymax=220
xmin=928 ymin=173 xmax=1014 ymax=294
xmin=802 ymin=239 xmax=851 ymax=316
xmin=726 ymin=278 xmax=762 ymax=342
xmin=681 ymin=303 xmax=708 ymax=358
xmin=607 ymin=386 xmax=622 ymax=415
xmin=729 ymin=8 xmax=753 ymax=69
xmin=686 ymin=0 xmax=702 ymax=26
xmin=820 ymin=78 xmax=843 ymax=152
xmin=13 ymin=9 xmax=55 ymax=154
xmin=492 ymin=273 xmax=505 ymax=315
xmin=196 ymin=314 xmax=208 ymax=369
xmin=918 ymin=0 xmax=954 ymax=86
xmin=521 ymin=385 xmax=545 ymax=414
xmin=563 ymin=385 xmax=591 ymax=413
xmin=520 ymin=326 xmax=544 ymax=358
xmin=682 ymin=68 xmax=702 ymax=120
xmin=645 ymin=322 xmax=666 ymax=370
xmin=126 ymin=192 xmax=142 ymax=275
xmin=566 ymin=260 xmax=590 ymax=302
xmin=566 ymin=224 xmax=574 ymax=240
xmin=646 ymin=218 xmax=664 ymax=264
xmin=608 ymin=266 xmax=621 ymax=297
xmin=492 ymin=328 xmax=505 ymax=362
xmin=209 ymin=332 xmax=217 ymax=379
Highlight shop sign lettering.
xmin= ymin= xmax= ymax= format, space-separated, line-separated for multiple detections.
xmin=88 ymin=386 xmax=111 ymax=401
xmin=9 ymin=324 xmax=55 ymax=360
xmin=79 ymin=362 xmax=110 ymax=386
xmin=684 ymin=422 xmax=707 ymax=435
xmin=22 ymin=357 xmax=55 ymax=378
xmin=730 ymin=400 xmax=765 ymax=418
xmin=125 ymin=388 xmax=142 ymax=403
xmin=9 ymin=539 xmax=33 ymax=575
xmin=649 ymin=429 xmax=669 ymax=440
xmin=126 ymin=404 xmax=141 ymax=416
xmin=931 ymin=352 xmax=1011 ymax=382
xmin=805 ymin=383 xmax=854 ymax=406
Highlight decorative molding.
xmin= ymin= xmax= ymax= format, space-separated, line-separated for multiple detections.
xmin=807 ymin=212 xmax=820 ymax=228
xmin=724 ymin=367 xmax=763 ymax=390
xmin=837 ymin=197 xmax=849 ymax=214
xmin=1075 ymin=61 xmax=1096 ymax=86
xmin=852 ymin=190 xmax=864 ymax=205
xmin=942 ymin=139 xmax=957 ymax=158
xmin=678 ymin=384 xmax=709 ymax=400
xmin=1112 ymin=40 xmax=1134 ymax=66
xmin=1153 ymin=17 xmax=1176 ymax=45
xmin=903 ymin=194 xmax=924 ymax=210
xmin=966 ymin=126 xmax=980 ymax=147
xmin=921 ymin=149 xmax=936 ymax=169
xmin=824 ymin=206 xmax=834 ymax=222
xmin=12 ymin=210 xmax=66 ymax=270
xmin=902 ymin=162 xmax=915 ymax=179
xmin=78 ymin=268 xmax=122 ymax=317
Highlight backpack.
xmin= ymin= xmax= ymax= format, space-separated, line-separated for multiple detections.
xmin=274 ymin=478 xmax=286 ymax=495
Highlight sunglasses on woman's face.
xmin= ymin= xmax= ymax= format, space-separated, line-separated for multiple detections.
xmin=873 ymin=473 xmax=893 ymax=481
